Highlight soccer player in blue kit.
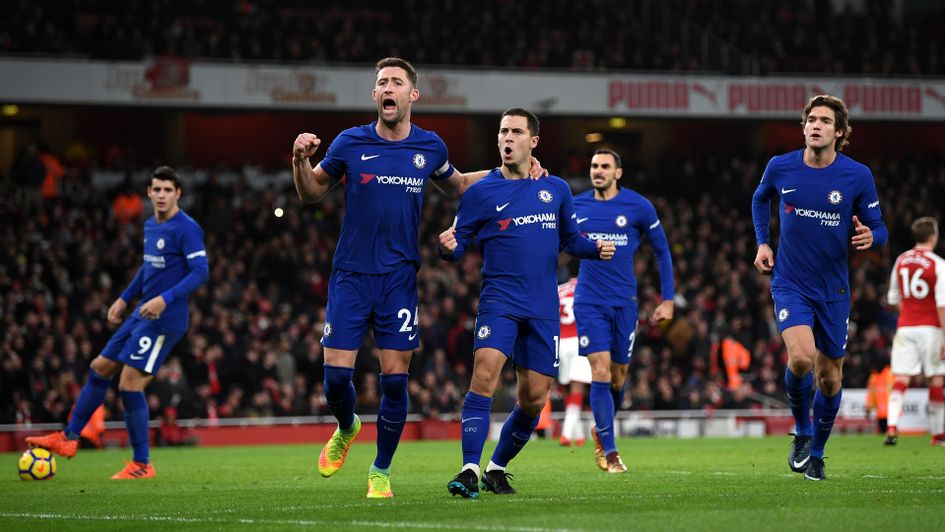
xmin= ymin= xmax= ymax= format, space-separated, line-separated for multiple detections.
xmin=292 ymin=58 xmax=543 ymax=498
xmin=27 ymin=166 xmax=209 ymax=479
xmin=751 ymin=95 xmax=887 ymax=481
xmin=439 ymin=108 xmax=616 ymax=498
xmin=573 ymin=149 xmax=675 ymax=474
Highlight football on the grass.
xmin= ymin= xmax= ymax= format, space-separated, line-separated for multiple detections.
xmin=18 ymin=448 xmax=57 ymax=481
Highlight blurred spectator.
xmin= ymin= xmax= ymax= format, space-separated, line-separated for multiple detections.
xmin=156 ymin=406 xmax=199 ymax=446
xmin=37 ymin=143 xmax=65 ymax=201
xmin=111 ymin=179 xmax=144 ymax=225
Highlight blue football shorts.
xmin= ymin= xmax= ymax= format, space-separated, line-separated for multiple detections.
xmin=574 ymin=302 xmax=638 ymax=364
xmin=772 ymin=287 xmax=850 ymax=359
xmin=473 ymin=311 xmax=560 ymax=377
xmin=101 ymin=316 xmax=185 ymax=375
xmin=322 ymin=263 xmax=420 ymax=351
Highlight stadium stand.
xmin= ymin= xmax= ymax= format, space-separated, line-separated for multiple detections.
xmin=1 ymin=0 xmax=942 ymax=75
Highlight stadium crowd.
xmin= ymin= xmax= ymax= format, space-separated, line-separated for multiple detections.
xmin=2 ymin=0 xmax=943 ymax=75
xmin=3 ymin=144 xmax=943 ymax=425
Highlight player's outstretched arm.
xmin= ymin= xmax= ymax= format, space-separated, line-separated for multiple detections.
xmin=431 ymin=169 xmax=480 ymax=199
xmin=292 ymin=133 xmax=336 ymax=203
xmin=436 ymin=157 xmax=548 ymax=197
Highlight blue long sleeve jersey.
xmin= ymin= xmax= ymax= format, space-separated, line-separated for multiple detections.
xmin=751 ymin=149 xmax=888 ymax=301
xmin=120 ymin=210 xmax=209 ymax=331
xmin=318 ymin=122 xmax=455 ymax=274
xmin=573 ymin=188 xmax=674 ymax=306
xmin=440 ymin=171 xmax=600 ymax=319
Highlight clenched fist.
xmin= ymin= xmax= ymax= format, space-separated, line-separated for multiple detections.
xmin=439 ymin=227 xmax=457 ymax=254
xmin=597 ymin=240 xmax=615 ymax=260
xmin=293 ymin=133 xmax=321 ymax=160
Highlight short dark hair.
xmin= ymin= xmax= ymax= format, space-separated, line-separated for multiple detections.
xmin=151 ymin=166 xmax=182 ymax=190
xmin=501 ymin=108 xmax=540 ymax=136
xmin=911 ymin=217 xmax=939 ymax=244
xmin=375 ymin=57 xmax=418 ymax=88
xmin=801 ymin=94 xmax=852 ymax=151
xmin=593 ymin=149 xmax=622 ymax=169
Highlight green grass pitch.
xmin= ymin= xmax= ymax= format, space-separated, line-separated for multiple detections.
xmin=2 ymin=435 xmax=944 ymax=531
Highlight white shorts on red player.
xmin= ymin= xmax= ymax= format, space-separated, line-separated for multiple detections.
xmin=557 ymin=337 xmax=592 ymax=385
xmin=891 ymin=325 xmax=945 ymax=377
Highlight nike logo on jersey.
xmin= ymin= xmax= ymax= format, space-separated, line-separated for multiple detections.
xmin=361 ymin=154 xmax=380 ymax=161
xmin=130 ymin=354 xmax=145 ymax=361
xmin=408 ymin=331 xmax=418 ymax=341
xmin=781 ymin=188 xmax=797 ymax=194
xmin=792 ymin=456 xmax=810 ymax=469
xmin=496 ymin=202 xmax=510 ymax=212
xmin=577 ymin=217 xmax=589 ymax=224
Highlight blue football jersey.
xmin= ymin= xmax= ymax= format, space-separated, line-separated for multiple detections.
xmin=752 ymin=149 xmax=888 ymax=301
xmin=121 ymin=210 xmax=209 ymax=331
xmin=441 ymin=171 xmax=599 ymax=319
xmin=573 ymin=188 xmax=674 ymax=306
xmin=318 ymin=122 xmax=455 ymax=274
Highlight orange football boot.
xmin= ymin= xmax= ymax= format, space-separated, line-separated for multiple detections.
xmin=26 ymin=431 xmax=78 ymax=458
xmin=111 ymin=460 xmax=155 ymax=479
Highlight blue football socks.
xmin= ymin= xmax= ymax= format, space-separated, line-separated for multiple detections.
xmin=373 ymin=373 xmax=408 ymax=470
xmin=811 ymin=388 xmax=842 ymax=459
xmin=784 ymin=368 xmax=814 ymax=437
xmin=490 ymin=405 xmax=539 ymax=468
xmin=64 ymin=370 xmax=112 ymax=440
xmin=460 ymin=391 xmax=492 ymax=467
xmin=590 ymin=381 xmax=617 ymax=454
xmin=324 ymin=364 xmax=356 ymax=431
xmin=611 ymin=383 xmax=625 ymax=413
xmin=120 ymin=391 xmax=150 ymax=464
